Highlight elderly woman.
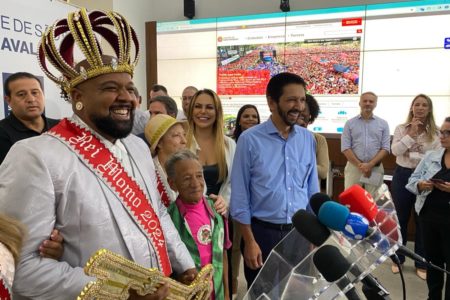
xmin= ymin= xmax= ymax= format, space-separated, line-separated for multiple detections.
xmin=145 ymin=114 xmax=227 ymax=214
xmin=145 ymin=114 xmax=188 ymax=206
xmin=406 ymin=116 xmax=450 ymax=299
xmin=186 ymin=89 xmax=236 ymax=298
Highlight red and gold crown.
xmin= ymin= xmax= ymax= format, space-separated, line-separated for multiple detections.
xmin=38 ymin=8 xmax=139 ymax=97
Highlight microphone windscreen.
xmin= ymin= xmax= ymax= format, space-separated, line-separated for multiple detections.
xmin=313 ymin=245 xmax=350 ymax=282
xmin=292 ymin=209 xmax=330 ymax=246
xmin=375 ymin=210 xmax=400 ymax=242
xmin=318 ymin=201 xmax=350 ymax=231
xmin=343 ymin=213 xmax=370 ymax=240
xmin=339 ymin=184 xmax=378 ymax=221
xmin=309 ymin=192 xmax=332 ymax=215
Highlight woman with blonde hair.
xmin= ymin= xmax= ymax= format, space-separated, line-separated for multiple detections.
xmin=391 ymin=94 xmax=440 ymax=279
xmin=186 ymin=89 xmax=235 ymax=204
xmin=0 ymin=214 xmax=64 ymax=298
xmin=186 ymin=89 xmax=236 ymax=297
xmin=0 ymin=214 xmax=26 ymax=298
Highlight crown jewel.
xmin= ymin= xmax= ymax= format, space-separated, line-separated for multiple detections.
xmin=38 ymin=8 xmax=140 ymax=98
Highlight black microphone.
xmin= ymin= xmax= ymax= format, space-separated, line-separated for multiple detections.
xmin=292 ymin=208 xmax=391 ymax=299
xmin=309 ymin=192 xmax=336 ymax=215
xmin=395 ymin=248 xmax=450 ymax=275
xmin=292 ymin=209 xmax=330 ymax=246
xmin=313 ymin=245 xmax=363 ymax=300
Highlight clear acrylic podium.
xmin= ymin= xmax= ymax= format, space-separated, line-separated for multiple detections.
xmin=244 ymin=184 xmax=401 ymax=300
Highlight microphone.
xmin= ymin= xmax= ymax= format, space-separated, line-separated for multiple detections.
xmin=309 ymin=192 xmax=336 ymax=215
xmin=339 ymin=184 xmax=378 ymax=220
xmin=313 ymin=245 xmax=363 ymax=300
xmin=293 ymin=208 xmax=391 ymax=299
xmin=319 ymin=201 xmax=450 ymax=275
xmin=318 ymin=201 xmax=390 ymax=250
xmin=292 ymin=209 xmax=330 ymax=246
xmin=310 ymin=193 xmax=374 ymax=241
xmin=339 ymin=184 xmax=400 ymax=245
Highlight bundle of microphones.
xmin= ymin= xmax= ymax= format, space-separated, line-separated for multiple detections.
xmin=292 ymin=184 xmax=450 ymax=300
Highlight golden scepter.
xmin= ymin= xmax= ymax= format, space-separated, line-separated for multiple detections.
xmin=77 ymin=249 xmax=213 ymax=300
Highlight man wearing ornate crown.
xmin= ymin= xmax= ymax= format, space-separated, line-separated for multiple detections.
xmin=0 ymin=8 xmax=197 ymax=300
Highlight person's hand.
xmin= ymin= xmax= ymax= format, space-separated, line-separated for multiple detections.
xmin=359 ymin=162 xmax=373 ymax=175
xmin=418 ymin=180 xmax=434 ymax=193
xmin=177 ymin=268 xmax=198 ymax=285
xmin=406 ymin=118 xmax=423 ymax=138
xmin=434 ymin=181 xmax=450 ymax=193
xmin=39 ymin=229 xmax=64 ymax=260
xmin=243 ymin=239 xmax=262 ymax=270
xmin=128 ymin=283 xmax=169 ymax=300
xmin=362 ymin=170 xmax=372 ymax=178
xmin=209 ymin=194 xmax=228 ymax=216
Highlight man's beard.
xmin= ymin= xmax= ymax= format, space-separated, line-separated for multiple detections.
xmin=92 ymin=110 xmax=135 ymax=139
xmin=277 ymin=104 xmax=299 ymax=127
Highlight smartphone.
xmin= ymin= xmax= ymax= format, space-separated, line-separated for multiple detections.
xmin=430 ymin=178 xmax=446 ymax=184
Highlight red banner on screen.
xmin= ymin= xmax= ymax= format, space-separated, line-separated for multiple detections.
xmin=342 ymin=18 xmax=362 ymax=26
xmin=217 ymin=69 xmax=270 ymax=95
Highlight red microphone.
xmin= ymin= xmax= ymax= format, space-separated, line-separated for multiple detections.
xmin=338 ymin=184 xmax=378 ymax=220
xmin=337 ymin=185 xmax=450 ymax=274
xmin=338 ymin=184 xmax=399 ymax=242
xmin=375 ymin=210 xmax=400 ymax=243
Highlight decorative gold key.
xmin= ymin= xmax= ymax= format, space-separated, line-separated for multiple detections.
xmin=77 ymin=249 xmax=213 ymax=300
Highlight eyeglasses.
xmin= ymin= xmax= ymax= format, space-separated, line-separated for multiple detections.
xmin=439 ymin=130 xmax=450 ymax=138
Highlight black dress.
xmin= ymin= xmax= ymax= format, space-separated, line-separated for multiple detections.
xmin=203 ymin=164 xmax=223 ymax=196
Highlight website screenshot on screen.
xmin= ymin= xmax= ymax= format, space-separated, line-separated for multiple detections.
xmin=157 ymin=0 xmax=450 ymax=133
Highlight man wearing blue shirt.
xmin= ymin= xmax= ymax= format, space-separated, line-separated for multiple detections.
xmin=341 ymin=91 xmax=391 ymax=196
xmin=230 ymin=72 xmax=319 ymax=288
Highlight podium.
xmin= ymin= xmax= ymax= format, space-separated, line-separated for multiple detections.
xmin=244 ymin=185 xmax=401 ymax=300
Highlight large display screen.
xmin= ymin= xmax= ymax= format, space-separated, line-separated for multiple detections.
xmin=157 ymin=0 xmax=450 ymax=133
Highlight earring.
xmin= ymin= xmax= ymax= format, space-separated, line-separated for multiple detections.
xmin=75 ymin=102 xmax=83 ymax=111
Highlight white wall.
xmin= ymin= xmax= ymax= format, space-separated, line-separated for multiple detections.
xmin=111 ymin=0 xmax=154 ymax=105
xmin=68 ymin=0 xmax=112 ymax=11
xmin=0 ymin=0 xmax=81 ymax=119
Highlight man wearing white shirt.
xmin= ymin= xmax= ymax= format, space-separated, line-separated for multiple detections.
xmin=0 ymin=9 xmax=196 ymax=300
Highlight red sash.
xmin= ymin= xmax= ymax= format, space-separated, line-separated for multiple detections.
xmin=0 ymin=278 xmax=11 ymax=300
xmin=156 ymin=170 xmax=171 ymax=207
xmin=48 ymin=119 xmax=172 ymax=275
